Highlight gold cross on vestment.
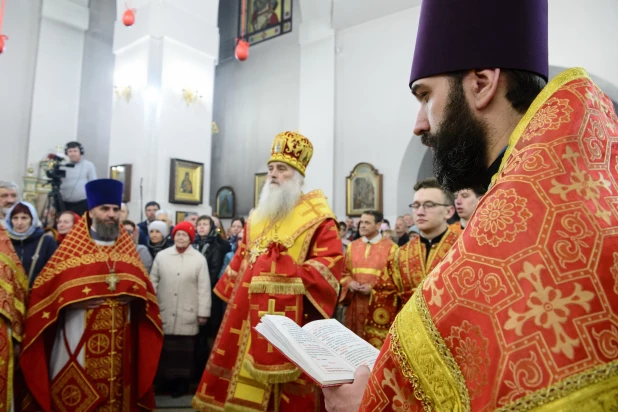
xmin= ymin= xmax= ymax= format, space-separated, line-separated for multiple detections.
xmin=300 ymin=199 xmax=328 ymax=218
xmin=106 ymin=269 xmax=120 ymax=292
xmin=258 ymin=299 xmax=285 ymax=318
xmin=230 ymin=320 xmax=249 ymax=346
xmin=260 ymin=261 xmax=283 ymax=277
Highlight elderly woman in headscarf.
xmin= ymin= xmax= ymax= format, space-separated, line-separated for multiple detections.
xmin=56 ymin=210 xmax=81 ymax=244
xmin=192 ymin=215 xmax=230 ymax=379
xmin=147 ymin=220 xmax=173 ymax=259
xmin=5 ymin=201 xmax=57 ymax=288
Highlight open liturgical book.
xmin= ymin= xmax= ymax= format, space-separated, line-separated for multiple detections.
xmin=255 ymin=315 xmax=379 ymax=387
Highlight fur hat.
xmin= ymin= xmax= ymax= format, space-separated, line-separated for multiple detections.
xmin=148 ymin=220 xmax=170 ymax=238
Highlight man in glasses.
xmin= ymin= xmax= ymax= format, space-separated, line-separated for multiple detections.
xmin=363 ymin=178 xmax=460 ymax=349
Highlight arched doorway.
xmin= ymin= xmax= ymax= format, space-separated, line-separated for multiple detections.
xmin=395 ymin=137 xmax=431 ymax=216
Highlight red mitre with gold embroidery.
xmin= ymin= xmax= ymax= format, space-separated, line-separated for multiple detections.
xmin=20 ymin=216 xmax=162 ymax=412
xmin=268 ymin=131 xmax=314 ymax=176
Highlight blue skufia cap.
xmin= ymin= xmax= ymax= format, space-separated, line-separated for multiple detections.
xmin=86 ymin=179 xmax=123 ymax=210
xmin=409 ymin=0 xmax=549 ymax=87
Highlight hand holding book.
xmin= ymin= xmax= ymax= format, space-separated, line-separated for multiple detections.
xmin=255 ymin=315 xmax=379 ymax=387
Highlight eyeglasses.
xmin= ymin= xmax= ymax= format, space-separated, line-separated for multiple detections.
xmin=125 ymin=229 xmax=134 ymax=235
xmin=409 ymin=201 xmax=451 ymax=210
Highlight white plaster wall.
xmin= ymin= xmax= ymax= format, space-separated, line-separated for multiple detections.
xmin=108 ymin=40 xmax=152 ymax=221
xmin=0 ymin=0 xmax=42 ymax=185
xmin=210 ymin=2 xmax=302 ymax=216
xmin=28 ymin=17 xmax=87 ymax=166
xmin=334 ymin=8 xmax=422 ymax=223
xmin=154 ymin=38 xmax=216 ymax=216
xmin=548 ymin=0 xmax=618 ymax=90
xmin=77 ymin=0 xmax=116 ymax=179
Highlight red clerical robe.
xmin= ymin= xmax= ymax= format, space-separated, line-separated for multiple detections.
xmin=193 ymin=190 xmax=343 ymax=412
xmin=339 ymin=236 xmax=398 ymax=343
xmin=0 ymin=229 xmax=27 ymax=412
xmin=364 ymin=229 xmax=459 ymax=349
xmin=361 ymin=68 xmax=618 ymax=410
xmin=20 ymin=217 xmax=163 ymax=412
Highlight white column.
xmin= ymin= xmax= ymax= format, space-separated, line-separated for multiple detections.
xmin=297 ymin=0 xmax=335 ymax=202
xmin=27 ymin=0 xmax=90 ymax=165
xmin=109 ymin=0 xmax=219 ymax=220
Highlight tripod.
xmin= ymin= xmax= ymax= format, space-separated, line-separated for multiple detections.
xmin=40 ymin=179 xmax=65 ymax=228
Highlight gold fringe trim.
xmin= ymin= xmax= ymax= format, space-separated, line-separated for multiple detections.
xmin=248 ymin=277 xmax=306 ymax=295
xmin=191 ymin=396 xmax=225 ymax=412
xmin=243 ymin=359 xmax=302 ymax=384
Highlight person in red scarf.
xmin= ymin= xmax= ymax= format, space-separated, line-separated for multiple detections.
xmin=56 ymin=210 xmax=81 ymax=244
xmin=20 ymin=179 xmax=163 ymax=411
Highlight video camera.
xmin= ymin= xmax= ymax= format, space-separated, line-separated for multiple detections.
xmin=45 ymin=154 xmax=74 ymax=188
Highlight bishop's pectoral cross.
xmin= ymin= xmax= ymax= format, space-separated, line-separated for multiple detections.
xmin=106 ymin=269 xmax=120 ymax=292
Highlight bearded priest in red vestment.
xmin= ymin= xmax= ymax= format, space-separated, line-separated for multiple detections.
xmin=364 ymin=179 xmax=459 ymax=349
xmin=193 ymin=131 xmax=344 ymax=412
xmin=0 ymin=229 xmax=27 ymax=412
xmin=20 ymin=179 xmax=163 ymax=412
xmin=339 ymin=210 xmax=397 ymax=344
xmin=323 ymin=0 xmax=618 ymax=411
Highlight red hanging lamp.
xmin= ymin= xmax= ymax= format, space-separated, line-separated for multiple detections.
xmin=235 ymin=0 xmax=249 ymax=61
xmin=122 ymin=2 xmax=136 ymax=27
xmin=0 ymin=0 xmax=8 ymax=54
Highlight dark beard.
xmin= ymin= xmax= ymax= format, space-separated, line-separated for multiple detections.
xmin=93 ymin=217 xmax=120 ymax=241
xmin=420 ymin=77 xmax=489 ymax=192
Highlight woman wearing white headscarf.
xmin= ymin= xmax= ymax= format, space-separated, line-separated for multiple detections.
xmin=5 ymin=201 xmax=57 ymax=288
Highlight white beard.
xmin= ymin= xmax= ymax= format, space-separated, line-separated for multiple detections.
xmin=253 ymin=172 xmax=303 ymax=224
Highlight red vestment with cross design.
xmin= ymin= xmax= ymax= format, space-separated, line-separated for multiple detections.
xmin=193 ymin=190 xmax=343 ymax=412
xmin=20 ymin=217 xmax=162 ymax=412
xmin=361 ymin=69 xmax=618 ymax=411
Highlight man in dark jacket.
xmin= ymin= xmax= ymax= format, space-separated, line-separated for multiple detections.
xmin=137 ymin=201 xmax=160 ymax=245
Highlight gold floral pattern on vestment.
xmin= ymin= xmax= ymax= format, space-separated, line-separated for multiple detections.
xmin=470 ymin=188 xmax=532 ymax=247
xmin=521 ymin=97 xmax=573 ymax=142
xmin=503 ymin=262 xmax=594 ymax=359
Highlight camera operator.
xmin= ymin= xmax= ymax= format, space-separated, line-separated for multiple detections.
xmin=59 ymin=141 xmax=97 ymax=216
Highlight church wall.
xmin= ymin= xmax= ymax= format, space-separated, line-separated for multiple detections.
xmin=0 ymin=0 xmax=42 ymax=186
xmin=548 ymin=0 xmax=618 ymax=91
xmin=77 ymin=0 xmax=116 ymax=179
xmin=333 ymin=8 xmax=423 ymax=223
xmin=210 ymin=1 xmax=302 ymax=217
xmin=145 ymin=0 xmax=618 ymax=225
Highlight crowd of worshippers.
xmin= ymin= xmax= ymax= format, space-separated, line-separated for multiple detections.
xmin=0 ymin=174 xmax=485 ymax=397
xmin=0 ymin=179 xmax=244 ymax=398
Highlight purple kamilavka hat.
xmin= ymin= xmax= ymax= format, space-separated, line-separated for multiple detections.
xmin=409 ymin=0 xmax=549 ymax=86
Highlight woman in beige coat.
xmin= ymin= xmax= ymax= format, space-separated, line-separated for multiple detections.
xmin=150 ymin=221 xmax=211 ymax=397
